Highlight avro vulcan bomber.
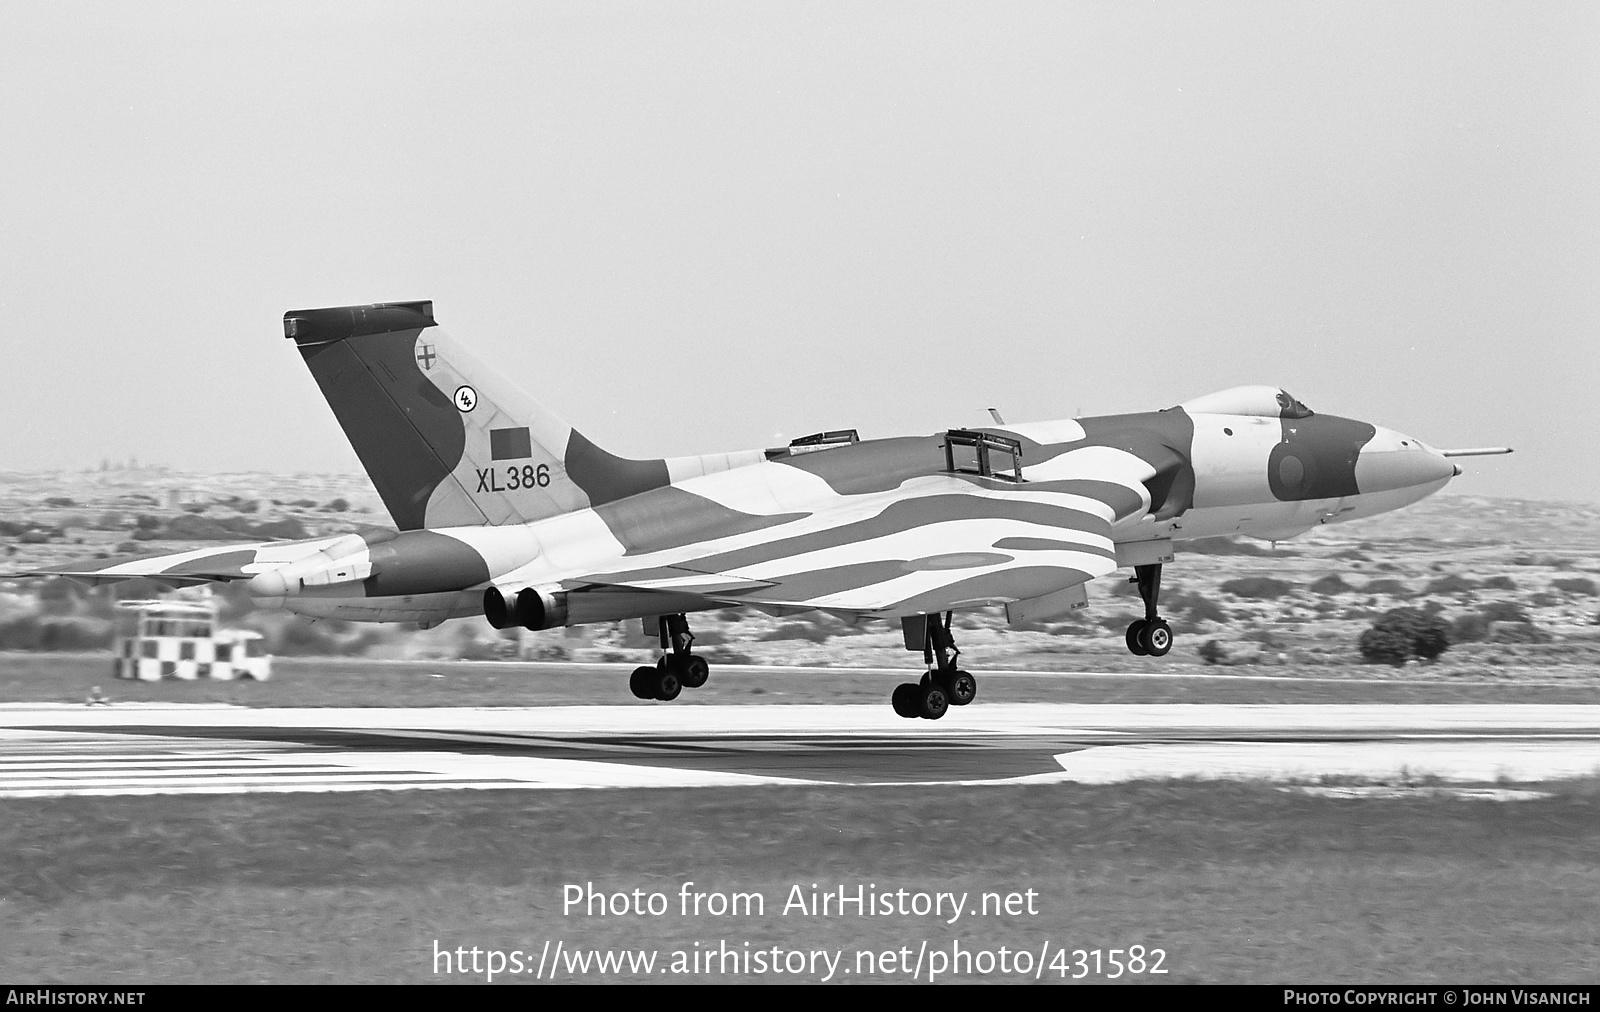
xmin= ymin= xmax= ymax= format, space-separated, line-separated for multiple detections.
xmin=35 ymin=302 xmax=1510 ymax=719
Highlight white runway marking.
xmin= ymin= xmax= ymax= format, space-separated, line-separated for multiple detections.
xmin=1283 ymin=786 xmax=1554 ymax=801
xmin=0 ymin=703 xmax=1595 ymax=797
xmin=1045 ymin=740 xmax=1600 ymax=784
xmin=0 ymin=727 xmax=816 ymax=798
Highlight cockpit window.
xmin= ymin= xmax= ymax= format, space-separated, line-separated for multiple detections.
xmin=1178 ymin=385 xmax=1316 ymax=418
xmin=1276 ymin=390 xmax=1313 ymax=419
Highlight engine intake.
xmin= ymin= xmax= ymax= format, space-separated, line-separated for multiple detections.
xmin=483 ymin=585 xmax=568 ymax=630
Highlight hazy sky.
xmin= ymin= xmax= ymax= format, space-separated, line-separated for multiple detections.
xmin=2 ymin=2 xmax=1595 ymax=502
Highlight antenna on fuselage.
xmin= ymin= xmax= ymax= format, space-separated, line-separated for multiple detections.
xmin=986 ymin=407 xmax=1006 ymax=425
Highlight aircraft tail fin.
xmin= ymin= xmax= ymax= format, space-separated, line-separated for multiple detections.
xmin=284 ymin=301 xmax=677 ymax=529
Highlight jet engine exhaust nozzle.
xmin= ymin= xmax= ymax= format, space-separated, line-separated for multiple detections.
xmin=483 ymin=585 xmax=569 ymax=631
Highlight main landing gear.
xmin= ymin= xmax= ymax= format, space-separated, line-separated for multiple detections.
xmin=891 ymin=611 xmax=977 ymax=721
xmin=629 ymin=614 xmax=710 ymax=701
xmin=1125 ymin=563 xmax=1173 ymax=657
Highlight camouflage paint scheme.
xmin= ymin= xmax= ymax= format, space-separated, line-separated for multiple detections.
xmin=38 ymin=301 xmax=1474 ymax=635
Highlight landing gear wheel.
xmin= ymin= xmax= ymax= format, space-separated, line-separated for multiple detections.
xmin=940 ymin=669 xmax=977 ymax=706
xmin=891 ymin=611 xmax=968 ymax=719
xmin=1138 ymin=619 xmax=1173 ymax=657
xmin=1126 ymin=619 xmax=1150 ymax=656
xmin=651 ymin=614 xmax=703 ymax=695
xmin=629 ymin=666 xmax=657 ymax=700
xmin=654 ymin=667 xmax=683 ymax=701
xmin=678 ymin=654 xmax=709 ymax=689
xmin=891 ymin=683 xmax=922 ymax=718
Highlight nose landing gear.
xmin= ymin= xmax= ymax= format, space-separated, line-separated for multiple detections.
xmin=629 ymin=614 xmax=711 ymax=701
xmin=1124 ymin=563 xmax=1173 ymax=657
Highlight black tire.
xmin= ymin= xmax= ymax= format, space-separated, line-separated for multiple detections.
xmin=891 ymin=682 xmax=921 ymax=718
xmin=942 ymin=669 xmax=977 ymax=706
xmin=1139 ymin=619 xmax=1173 ymax=657
xmin=679 ymin=654 xmax=709 ymax=688
xmin=629 ymin=666 xmax=657 ymax=700
xmin=655 ymin=668 xmax=682 ymax=701
xmin=919 ymin=683 xmax=949 ymax=720
xmin=1126 ymin=619 xmax=1150 ymax=656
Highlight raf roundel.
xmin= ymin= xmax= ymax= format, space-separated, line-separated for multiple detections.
xmin=454 ymin=385 xmax=478 ymax=413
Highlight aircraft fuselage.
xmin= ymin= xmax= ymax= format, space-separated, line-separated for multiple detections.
xmin=249 ymin=400 xmax=1459 ymax=627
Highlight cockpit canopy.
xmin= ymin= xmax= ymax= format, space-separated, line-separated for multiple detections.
xmin=1179 ymin=385 xmax=1313 ymax=419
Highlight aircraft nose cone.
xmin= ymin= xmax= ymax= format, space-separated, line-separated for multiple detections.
xmin=1354 ymin=442 xmax=1456 ymax=493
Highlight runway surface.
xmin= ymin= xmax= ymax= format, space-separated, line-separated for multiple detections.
xmin=0 ymin=702 xmax=1597 ymax=797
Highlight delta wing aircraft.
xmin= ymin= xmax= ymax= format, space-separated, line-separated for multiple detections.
xmin=34 ymin=301 xmax=1510 ymax=719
